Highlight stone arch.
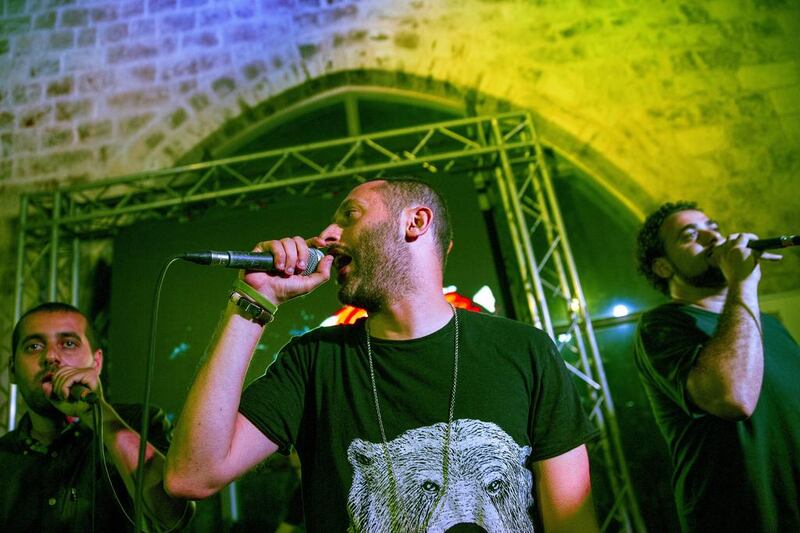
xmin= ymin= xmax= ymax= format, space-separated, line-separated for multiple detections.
xmin=146 ymin=69 xmax=655 ymax=221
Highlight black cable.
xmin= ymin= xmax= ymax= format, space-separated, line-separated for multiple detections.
xmin=92 ymin=402 xmax=98 ymax=533
xmin=134 ymin=256 xmax=182 ymax=531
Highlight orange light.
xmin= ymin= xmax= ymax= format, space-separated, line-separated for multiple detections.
xmin=330 ymin=291 xmax=482 ymax=325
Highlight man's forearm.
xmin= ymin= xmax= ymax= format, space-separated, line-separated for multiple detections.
xmin=688 ymin=282 xmax=764 ymax=418
xmin=166 ymin=303 xmax=265 ymax=491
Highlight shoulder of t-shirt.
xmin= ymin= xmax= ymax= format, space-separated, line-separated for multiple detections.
xmin=459 ymin=309 xmax=554 ymax=344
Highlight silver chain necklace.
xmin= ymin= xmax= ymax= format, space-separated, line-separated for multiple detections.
xmin=365 ymin=304 xmax=459 ymax=530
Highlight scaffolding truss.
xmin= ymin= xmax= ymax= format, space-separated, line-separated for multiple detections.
xmin=8 ymin=111 xmax=643 ymax=531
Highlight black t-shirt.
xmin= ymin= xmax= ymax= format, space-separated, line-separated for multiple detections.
xmin=240 ymin=309 xmax=595 ymax=532
xmin=0 ymin=404 xmax=172 ymax=532
xmin=634 ymin=303 xmax=800 ymax=532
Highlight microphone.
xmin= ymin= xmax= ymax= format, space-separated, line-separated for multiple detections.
xmin=747 ymin=235 xmax=800 ymax=251
xmin=180 ymin=247 xmax=325 ymax=276
xmin=69 ymin=383 xmax=98 ymax=404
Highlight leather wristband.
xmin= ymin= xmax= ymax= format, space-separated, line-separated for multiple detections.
xmin=230 ymin=290 xmax=274 ymax=325
xmin=232 ymin=279 xmax=278 ymax=315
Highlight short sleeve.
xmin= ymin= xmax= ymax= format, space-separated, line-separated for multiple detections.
xmin=634 ymin=306 xmax=707 ymax=416
xmin=239 ymin=339 xmax=310 ymax=454
xmin=528 ymin=331 xmax=598 ymax=461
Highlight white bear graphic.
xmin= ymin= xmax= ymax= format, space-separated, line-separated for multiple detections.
xmin=346 ymin=419 xmax=534 ymax=532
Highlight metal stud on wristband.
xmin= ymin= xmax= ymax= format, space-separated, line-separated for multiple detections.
xmin=229 ymin=290 xmax=274 ymax=325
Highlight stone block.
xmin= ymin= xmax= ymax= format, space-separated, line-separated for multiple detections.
xmin=121 ymin=0 xmax=146 ymax=18
xmin=19 ymin=105 xmax=53 ymax=129
xmin=12 ymin=83 xmax=43 ymax=105
xmin=91 ymin=5 xmax=119 ymax=23
xmin=48 ymin=30 xmax=75 ymax=50
xmin=108 ymin=42 xmax=160 ymax=64
xmin=0 ymin=38 xmax=8 ymax=55
xmin=179 ymin=79 xmax=197 ymax=93
xmin=189 ymin=92 xmax=210 ymax=111
xmin=130 ymin=64 xmax=157 ymax=82
xmin=55 ymin=99 xmax=93 ymax=121
xmin=243 ymin=59 xmax=266 ymax=80
xmin=212 ymin=76 xmax=236 ymax=97
xmin=60 ymin=9 xmax=89 ymax=28
xmin=768 ymin=84 xmax=800 ymax=115
xmin=181 ymin=0 xmax=209 ymax=7
xmin=78 ymin=28 xmax=97 ymax=47
xmin=11 ymin=130 xmax=37 ymax=153
xmin=78 ymin=71 xmax=115 ymax=94
xmin=168 ymin=107 xmax=188 ymax=128
xmin=42 ymin=126 xmax=74 ymax=148
xmin=107 ymin=87 xmax=170 ymax=110
xmin=130 ymin=19 xmax=157 ymax=37
xmin=0 ymin=16 xmax=31 ymax=36
xmin=145 ymin=130 xmax=165 ymax=148
xmin=161 ymin=13 xmax=196 ymax=33
xmin=29 ymin=58 xmax=61 ymax=79
xmin=102 ymin=23 xmax=130 ymax=43
xmin=198 ymin=6 xmax=232 ymax=26
xmin=299 ymin=43 xmax=318 ymax=59
xmin=675 ymin=125 xmax=726 ymax=156
xmin=119 ymin=113 xmax=154 ymax=135
xmin=149 ymin=0 xmax=178 ymax=14
xmin=0 ymin=112 xmax=14 ymax=130
xmin=46 ymin=77 xmax=74 ymax=98
xmin=26 ymin=149 xmax=94 ymax=176
xmin=162 ymin=52 xmax=230 ymax=80
xmin=77 ymin=120 xmax=113 ymax=141
xmin=183 ymin=31 xmax=219 ymax=48
xmin=737 ymin=61 xmax=800 ymax=91
xmin=34 ymin=12 xmax=58 ymax=30
xmin=232 ymin=0 xmax=257 ymax=19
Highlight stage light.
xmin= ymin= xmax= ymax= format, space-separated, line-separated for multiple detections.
xmin=612 ymin=304 xmax=630 ymax=318
xmin=472 ymin=285 xmax=496 ymax=313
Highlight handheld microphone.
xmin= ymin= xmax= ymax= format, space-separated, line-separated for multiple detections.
xmin=69 ymin=383 xmax=98 ymax=404
xmin=747 ymin=235 xmax=800 ymax=251
xmin=180 ymin=248 xmax=325 ymax=276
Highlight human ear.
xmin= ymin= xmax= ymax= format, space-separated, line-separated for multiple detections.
xmin=404 ymin=206 xmax=433 ymax=241
xmin=652 ymin=257 xmax=673 ymax=280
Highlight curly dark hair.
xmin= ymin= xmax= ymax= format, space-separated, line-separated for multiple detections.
xmin=636 ymin=201 xmax=699 ymax=295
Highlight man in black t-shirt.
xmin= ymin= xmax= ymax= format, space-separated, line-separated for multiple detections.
xmin=1 ymin=302 xmax=193 ymax=531
xmin=634 ymin=202 xmax=800 ymax=532
xmin=166 ymin=178 xmax=599 ymax=531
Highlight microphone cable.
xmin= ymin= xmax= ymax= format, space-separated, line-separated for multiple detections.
xmin=133 ymin=255 xmax=183 ymax=531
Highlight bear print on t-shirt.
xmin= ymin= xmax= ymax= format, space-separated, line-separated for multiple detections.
xmin=346 ymin=419 xmax=534 ymax=532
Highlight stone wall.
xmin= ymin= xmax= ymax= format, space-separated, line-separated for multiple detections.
xmin=1 ymin=0 xmax=798 ymax=323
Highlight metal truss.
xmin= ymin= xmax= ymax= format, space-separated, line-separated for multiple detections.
xmin=8 ymin=111 xmax=643 ymax=531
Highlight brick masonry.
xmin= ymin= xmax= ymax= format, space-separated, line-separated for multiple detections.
xmin=0 ymin=0 xmax=798 ymax=300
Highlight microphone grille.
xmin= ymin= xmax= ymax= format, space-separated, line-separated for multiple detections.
xmin=302 ymin=248 xmax=324 ymax=276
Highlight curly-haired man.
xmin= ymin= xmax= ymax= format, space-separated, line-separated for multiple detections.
xmin=633 ymin=202 xmax=800 ymax=532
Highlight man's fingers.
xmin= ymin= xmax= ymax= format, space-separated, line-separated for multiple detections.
xmin=759 ymin=252 xmax=783 ymax=262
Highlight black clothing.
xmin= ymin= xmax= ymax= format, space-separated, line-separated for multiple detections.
xmin=0 ymin=404 xmax=171 ymax=532
xmin=635 ymin=303 xmax=800 ymax=532
xmin=240 ymin=309 xmax=595 ymax=532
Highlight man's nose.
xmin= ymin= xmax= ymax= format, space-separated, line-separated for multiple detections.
xmin=318 ymin=223 xmax=342 ymax=244
xmin=44 ymin=347 xmax=61 ymax=367
xmin=698 ymin=228 xmax=723 ymax=247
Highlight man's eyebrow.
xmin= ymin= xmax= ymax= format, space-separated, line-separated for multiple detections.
xmin=330 ymin=199 xmax=358 ymax=223
xmin=19 ymin=331 xmax=81 ymax=345
xmin=19 ymin=333 xmax=45 ymax=346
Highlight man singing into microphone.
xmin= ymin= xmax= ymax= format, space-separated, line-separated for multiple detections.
xmin=165 ymin=177 xmax=599 ymax=532
xmin=0 ymin=302 xmax=193 ymax=531
xmin=633 ymin=201 xmax=800 ymax=531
